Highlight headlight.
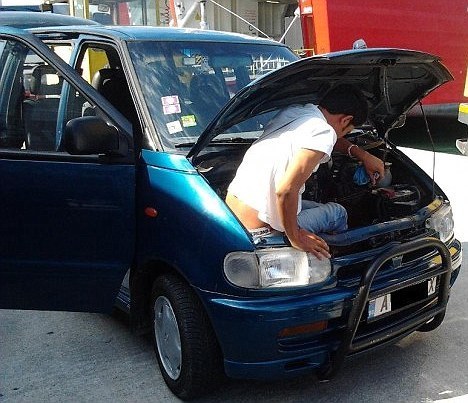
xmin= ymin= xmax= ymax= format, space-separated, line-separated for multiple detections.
xmin=426 ymin=202 xmax=454 ymax=243
xmin=224 ymin=247 xmax=332 ymax=289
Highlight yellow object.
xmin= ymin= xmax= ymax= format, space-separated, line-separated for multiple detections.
xmin=458 ymin=103 xmax=468 ymax=125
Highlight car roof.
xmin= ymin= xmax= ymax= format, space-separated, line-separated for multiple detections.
xmin=0 ymin=11 xmax=99 ymax=29
xmin=32 ymin=24 xmax=286 ymax=45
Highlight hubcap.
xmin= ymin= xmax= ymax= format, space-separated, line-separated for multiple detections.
xmin=154 ymin=296 xmax=182 ymax=380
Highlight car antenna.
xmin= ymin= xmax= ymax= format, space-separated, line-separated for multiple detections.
xmin=419 ymin=101 xmax=436 ymax=199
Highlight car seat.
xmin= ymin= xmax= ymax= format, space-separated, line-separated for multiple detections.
xmin=23 ymin=64 xmax=63 ymax=151
xmin=91 ymin=68 xmax=140 ymax=142
xmin=91 ymin=68 xmax=134 ymax=119
xmin=189 ymin=73 xmax=229 ymax=125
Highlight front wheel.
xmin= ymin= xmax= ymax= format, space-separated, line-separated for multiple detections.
xmin=417 ymin=310 xmax=446 ymax=332
xmin=151 ymin=274 xmax=222 ymax=400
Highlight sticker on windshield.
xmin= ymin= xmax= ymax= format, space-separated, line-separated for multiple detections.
xmin=161 ymin=95 xmax=181 ymax=115
xmin=181 ymin=115 xmax=197 ymax=127
xmin=183 ymin=57 xmax=196 ymax=66
xmin=167 ymin=120 xmax=183 ymax=134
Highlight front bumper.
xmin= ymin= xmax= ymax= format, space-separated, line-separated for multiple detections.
xmin=199 ymin=237 xmax=462 ymax=380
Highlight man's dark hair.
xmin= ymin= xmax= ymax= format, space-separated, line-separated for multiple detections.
xmin=318 ymin=83 xmax=368 ymax=126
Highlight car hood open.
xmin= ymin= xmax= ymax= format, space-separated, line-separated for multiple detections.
xmin=187 ymin=48 xmax=452 ymax=159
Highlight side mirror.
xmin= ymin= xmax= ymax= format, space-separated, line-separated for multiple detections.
xmin=64 ymin=116 xmax=124 ymax=155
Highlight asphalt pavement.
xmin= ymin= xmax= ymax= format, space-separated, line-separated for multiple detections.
xmin=1 ymin=148 xmax=467 ymax=403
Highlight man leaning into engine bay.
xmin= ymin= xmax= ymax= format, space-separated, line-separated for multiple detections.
xmin=225 ymin=84 xmax=386 ymax=259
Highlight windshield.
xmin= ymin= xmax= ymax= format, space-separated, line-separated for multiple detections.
xmin=128 ymin=40 xmax=297 ymax=152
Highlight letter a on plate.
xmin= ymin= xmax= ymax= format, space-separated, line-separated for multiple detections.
xmin=368 ymin=294 xmax=392 ymax=319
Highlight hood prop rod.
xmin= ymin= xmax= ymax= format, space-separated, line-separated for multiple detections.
xmin=419 ymin=101 xmax=436 ymax=200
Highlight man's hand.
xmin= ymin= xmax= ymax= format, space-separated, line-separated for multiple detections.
xmin=289 ymin=228 xmax=331 ymax=259
xmin=334 ymin=138 xmax=385 ymax=185
xmin=361 ymin=151 xmax=385 ymax=185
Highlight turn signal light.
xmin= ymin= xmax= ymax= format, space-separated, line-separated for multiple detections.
xmin=144 ymin=207 xmax=158 ymax=218
xmin=278 ymin=321 xmax=328 ymax=338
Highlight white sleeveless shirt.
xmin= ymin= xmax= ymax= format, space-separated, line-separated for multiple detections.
xmin=227 ymin=104 xmax=336 ymax=232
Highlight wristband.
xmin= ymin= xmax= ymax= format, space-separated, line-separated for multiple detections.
xmin=347 ymin=144 xmax=358 ymax=158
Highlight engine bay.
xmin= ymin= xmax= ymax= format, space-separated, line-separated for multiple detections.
xmin=197 ymin=130 xmax=435 ymax=232
xmin=306 ymin=152 xmax=430 ymax=229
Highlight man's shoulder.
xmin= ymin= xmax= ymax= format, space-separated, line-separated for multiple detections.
xmin=283 ymin=103 xmax=320 ymax=115
xmin=273 ymin=104 xmax=323 ymax=126
xmin=261 ymin=104 xmax=329 ymax=140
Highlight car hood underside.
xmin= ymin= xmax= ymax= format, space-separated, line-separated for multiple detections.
xmin=188 ymin=48 xmax=452 ymax=159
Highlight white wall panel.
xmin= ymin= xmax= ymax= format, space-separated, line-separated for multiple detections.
xmin=258 ymin=2 xmax=288 ymax=40
xmin=154 ymin=0 xmax=299 ymax=46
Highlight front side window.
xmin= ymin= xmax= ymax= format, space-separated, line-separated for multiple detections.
xmin=128 ymin=40 xmax=297 ymax=152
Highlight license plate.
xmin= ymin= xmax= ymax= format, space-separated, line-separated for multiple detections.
xmin=368 ymin=294 xmax=391 ymax=319
xmin=368 ymin=277 xmax=438 ymax=319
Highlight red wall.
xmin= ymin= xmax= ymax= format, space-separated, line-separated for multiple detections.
xmin=323 ymin=0 xmax=467 ymax=105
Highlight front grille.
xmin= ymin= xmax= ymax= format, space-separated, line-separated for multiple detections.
xmin=331 ymin=226 xmax=435 ymax=258
xmin=336 ymin=231 xmax=440 ymax=286
xmin=318 ymin=237 xmax=452 ymax=380
xmin=401 ymin=246 xmax=437 ymax=265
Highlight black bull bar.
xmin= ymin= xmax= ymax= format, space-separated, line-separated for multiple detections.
xmin=319 ymin=237 xmax=452 ymax=380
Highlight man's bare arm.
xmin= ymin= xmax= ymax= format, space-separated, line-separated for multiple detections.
xmin=275 ymin=148 xmax=331 ymax=259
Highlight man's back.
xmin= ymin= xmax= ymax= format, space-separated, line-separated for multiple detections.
xmin=227 ymin=103 xmax=336 ymax=231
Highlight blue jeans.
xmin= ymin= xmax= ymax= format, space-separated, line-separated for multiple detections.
xmin=297 ymin=200 xmax=348 ymax=234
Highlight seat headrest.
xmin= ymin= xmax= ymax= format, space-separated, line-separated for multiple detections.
xmin=91 ymin=68 xmax=125 ymax=92
xmin=29 ymin=64 xmax=62 ymax=95
xmin=190 ymin=73 xmax=228 ymax=103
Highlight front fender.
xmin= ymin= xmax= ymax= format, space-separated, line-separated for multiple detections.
xmin=136 ymin=150 xmax=253 ymax=293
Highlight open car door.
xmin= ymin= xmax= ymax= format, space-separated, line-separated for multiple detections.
xmin=0 ymin=27 xmax=135 ymax=312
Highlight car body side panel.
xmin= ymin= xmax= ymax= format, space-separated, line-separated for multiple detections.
xmin=135 ymin=150 xmax=253 ymax=290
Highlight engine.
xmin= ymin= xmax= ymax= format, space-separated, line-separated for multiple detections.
xmin=304 ymin=147 xmax=428 ymax=229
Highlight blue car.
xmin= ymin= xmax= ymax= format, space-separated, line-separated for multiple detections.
xmin=0 ymin=24 xmax=462 ymax=399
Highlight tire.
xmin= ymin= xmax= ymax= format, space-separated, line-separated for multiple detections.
xmin=151 ymin=274 xmax=223 ymax=400
xmin=417 ymin=310 xmax=446 ymax=332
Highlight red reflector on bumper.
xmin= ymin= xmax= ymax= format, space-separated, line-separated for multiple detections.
xmin=278 ymin=321 xmax=328 ymax=338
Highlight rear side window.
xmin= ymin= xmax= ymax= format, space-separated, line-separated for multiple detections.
xmin=0 ymin=39 xmax=98 ymax=153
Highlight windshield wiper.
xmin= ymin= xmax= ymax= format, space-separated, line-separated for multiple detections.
xmin=211 ymin=137 xmax=255 ymax=143
xmin=175 ymin=137 xmax=255 ymax=148
xmin=174 ymin=141 xmax=196 ymax=148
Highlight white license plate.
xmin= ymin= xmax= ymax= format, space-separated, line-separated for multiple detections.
xmin=368 ymin=277 xmax=438 ymax=319
xmin=368 ymin=294 xmax=392 ymax=319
